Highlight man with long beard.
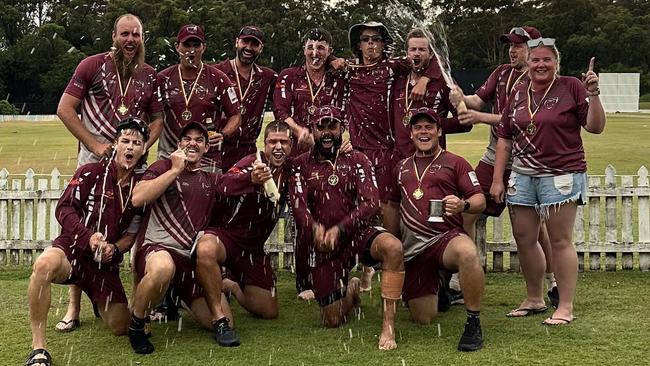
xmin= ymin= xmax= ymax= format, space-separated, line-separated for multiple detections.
xmin=25 ymin=118 xmax=149 ymax=366
xmin=290 ymin=106 xmax=405 ymax=350
xmin=215 ymin=26 xmax=277 ymax=170
xmin=158 ymin=24 xmax=241 ymax=173
xmin=53 ymin=13 xmax=163 ymax=335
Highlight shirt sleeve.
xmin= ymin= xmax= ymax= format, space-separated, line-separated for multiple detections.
xmin=386 ymin=160 xmax=402 ymax=203
xmin=455 ymin=157 xmax=483 ymax=199
xmin=475 ymin=66 xmax=501 ymax=103
xmin=216 ymin=156 xmax=258 ymax=196
xmin=212 ymin=67 xmax=241 ymax=118
xmin=146 ymin=69 xmax=164 ymax=115
xmin=496 ymin=94 xmax=516 ymax=140
xmin=273 ymin=69 xmax=294 ymax=122
xmin=141 ymin=159 xmax=171 ymax=181
xmin=571 ymin=77 xmax=589 ymax=126
xmin=63 ymin=56 xmax=98 ymax=100
xmin=336 ymin=153 xmax=381 ymax=235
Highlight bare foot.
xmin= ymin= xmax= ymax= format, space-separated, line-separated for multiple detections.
xmin=297 ymin=289 xmax=315 ymax=301
xmin=348 ymin=277 xmax=362 ymax=307
xmin=360 ymin=266 xmax=375 ymax=292
xmin=378 ymin=324 xmax=397 ymax=350
xmin=506 ymin=298 xmax=547 ymax=317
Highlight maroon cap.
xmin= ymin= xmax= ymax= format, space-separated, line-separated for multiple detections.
xmin=180 ymin=121 xmax=209 ymax=141
xmin=409 ymin=107 xmax=440 ymax=126
xmin=177 ymin=24 xmax=205 ymax=43
xmin=238 ymin=25 xmax=265 ymax=44
xmin=312 ymin=105 xmax=345 ymax=126
xmin=500 ymin=26 xmax=541 ymax=44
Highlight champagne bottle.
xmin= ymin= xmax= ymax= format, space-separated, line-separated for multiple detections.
xmin=256 ymin=151 xmax=279 ymax=203
xmin=205 ymin=117 xmax=221 ymax=150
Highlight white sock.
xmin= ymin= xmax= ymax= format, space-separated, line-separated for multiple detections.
xmin=449 ymin=273 xmax=461 ymax=291
xmin=545 ymin=272 xmax=557 ymax=289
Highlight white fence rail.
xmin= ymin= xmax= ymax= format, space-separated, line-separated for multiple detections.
xmin=1 ymin=165 xmax=649 ymax=271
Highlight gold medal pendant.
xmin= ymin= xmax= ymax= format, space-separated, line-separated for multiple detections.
xmin=526 ymin=121 xmax=537 ymax=135
xmin=181 ymin=109 xmax=192 ymax=121
xmin=308 ymin=105 xmax=317 ymax=115
xmin=117 ymin=102 xmax=128 ymax=116
xmin=402 ymin=112 xmax=411 ymax=126
xmin=328 ymin=174 xmax=339 ymax=186
xmin=240 ymin=105 xmax=247 ymax=115
xmin=412 ymin=188 xmax=424 ymax=200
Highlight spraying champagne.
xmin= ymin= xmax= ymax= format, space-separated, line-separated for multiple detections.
xmin=256 ymin=150 xmax=280 ymax=204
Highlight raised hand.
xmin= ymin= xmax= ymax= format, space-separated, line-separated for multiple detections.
xmin=582 ymin=57 xmax=599 ymax=94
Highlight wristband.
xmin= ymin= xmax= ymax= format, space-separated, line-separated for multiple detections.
xmin=463 ymin=200 xmax=471 ymax=212
xmin=587 ymin=88 xmax=600 ymax=96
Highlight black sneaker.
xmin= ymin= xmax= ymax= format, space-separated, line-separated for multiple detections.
xmin=457 ymin=319 xmax=483 ymax=352
xmin=547 ymin=286 xmax=559 ymax=308
xmin=213 ymin=317 xmax=240 ymax=347
xmin=129 ymin=326 xmax=154 ymax=354
xmin=448 ymin=288 xmax=465 ymax=305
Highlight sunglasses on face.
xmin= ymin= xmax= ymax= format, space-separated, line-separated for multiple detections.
xmin=527 ymin=37 xmax=556 ymax=48
xmin=360 ymin=35 xmax=383 ymax=43
xmin=509 ymin=27 xmax=531 ymax=39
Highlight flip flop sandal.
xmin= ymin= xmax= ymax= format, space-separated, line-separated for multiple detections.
xmin=54 ymin=319 xmax=80 ymax=332
xmin=542 ymin=316 xmax=576 ymax=325
xmin=25 ymin=348 xmax=52 ymax=366
xmin=506 ymin=306 xmax=548 ymax=317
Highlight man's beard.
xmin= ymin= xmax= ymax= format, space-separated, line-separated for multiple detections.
xmin=315 ymin=134 xmax=342 ymax=160
xmin=112 ymin=40 xmax=145 ymax=79
xmin=236 ymin=47 xmax=258 ymax=65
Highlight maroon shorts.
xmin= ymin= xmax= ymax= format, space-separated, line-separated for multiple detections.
xmin=134 ymin=244 xmax=204 ymax=307
xmin=402 ymin=228 xmax=464 ymax=302
xmin=221 ymin=142 xmax=257 ymax=171
xmin=312 ymin=226 xmax=384 ymax=306
xmin=475 ymin=160 xmax=511 ymax=217
xmin=53 ymin=244 xmax=127 ymax=306
xmin=206 ymin=229 xmax=276 ymax=291
xmin=357 ymin=148 xmax=394 ymax=202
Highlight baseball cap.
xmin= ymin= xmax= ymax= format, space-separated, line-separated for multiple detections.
xmin=177 ymin=24 xmax=205 ymax=43
xmin=409 ymin=107 xmax=440 ymax=126
xmin=180 ymin=121 xmax=209 ymax=141
xmin=500 ymin=26 xmax=541 ymax=44
xmin=312 ymin=105 xmax=345 ymax=127
xmin=238 ymin=25 xmax=265 ymax=44
xmin=116 ymin=117 xmax=149 ymax=141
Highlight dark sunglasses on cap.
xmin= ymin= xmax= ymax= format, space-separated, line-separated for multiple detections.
xmin=360 ymin=35 xmax=383 ymax=43
xmin=239 ymin=27 xmax=264 ymax=40
xmin=116 ymin=117 xmax=149 ymax=141
xmin=509 ymin=27 xmax=532 ymax=39
xmin=527 ymin=37 xmax=556 ymax=48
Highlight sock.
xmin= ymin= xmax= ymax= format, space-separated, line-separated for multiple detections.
xmin=466 ymin=309 xmax=480 ymax=323
xmin=545 ymin=272 xmax=557 ymax=289
xmin=449 ymin=273 xmax=461 ymax=292
xmin=129 ymin=315 xmax=146 ymax=330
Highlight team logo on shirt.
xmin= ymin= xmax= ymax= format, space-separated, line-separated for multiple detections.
xmin=543 ymin=97 xmax=559 ymax=110
xmin=468 ymin=171 xmax=480 ymax=186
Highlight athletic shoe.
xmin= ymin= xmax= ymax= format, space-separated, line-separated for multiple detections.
xmin=129 ymin=326 xmax=154 ymax=354
xmin=457 ymin=318 xmax=483 ymax=352
xmin=547 ymin=286 xmax=559 ymax=308
xmin=448 ymin=288 xmax=465 ymax=305
xmin=213 ymin=317 xmax=240 ymax=347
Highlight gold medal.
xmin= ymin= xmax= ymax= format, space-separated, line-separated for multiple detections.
xmin=181 ymin=109 xmax=192 ymax=121
xmin=117 ymin=102 xmax=128 ymax=116
xmin=240 ymin=105 xmax=247 ymax=115
xmin=412 ymin=188 xmax=424 ymax=200
xmin=402 ymin=112 xmax=411 ymax=126
xmin=308 ymin=105 xmax=317 ymax=115
xmin=526 ymin=121 xmax=537 ymax=135
xmin=328 ymin=174 xmax=339 ymax=186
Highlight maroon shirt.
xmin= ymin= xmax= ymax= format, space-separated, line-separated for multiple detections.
xmin=157 ymin=64 xmax=240 ymax=169
xmin=497 ymin=76 xmax=589 ymax=176
xmin=54 ymin=161 xmax=142 ymax=264
xmin=391 ymin=68 xmax=472 ymax=160
xmin=211 ymin=154 xmax=290 ymax=253
xmin=140 ymin=159 xmax=220 ymax=255
xmin=346 ymin=56 xmax=441 ymax=151
xmin=64 ymin=52 xmax=163 ymax=166
xmin=273 ymin=66 xmax=346 ymax=156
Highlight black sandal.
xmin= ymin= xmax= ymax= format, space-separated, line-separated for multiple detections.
xmin=25 ymin=348 xmax=51 ymax=366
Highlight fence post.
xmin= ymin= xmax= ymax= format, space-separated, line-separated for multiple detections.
xmin=621 ymin=175 xmax=634 ymax=270
xmin=49 ymin=168 xmax=61 ymax=240
xmin=0 ymin=169 xmax=7 ymax=265
xmin=10 ymin=179 xmax=21 ymax=265
xmin=588 ymin=175 xmax=601 ymax=271
xmin=475 ymin=215 xmax=487 ymax=271
xmin=36 ymin=179 xmax=49 ymax=261
xmin=23 ymin=169 xmax=35 ymax=266
xmin=638 ymin=166 xmax=649 ymax=271
xmin=492 ymin=215 xmax=505 ymax=272
xmin=604 ymin=165 xmax=617 ymax=271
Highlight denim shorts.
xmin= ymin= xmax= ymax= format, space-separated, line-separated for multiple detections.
xmin=506 ymin=171 xmax=587 ymax=219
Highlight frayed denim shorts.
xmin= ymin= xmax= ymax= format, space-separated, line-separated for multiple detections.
xmin=506 ymin=171 xmax=587 ymax=219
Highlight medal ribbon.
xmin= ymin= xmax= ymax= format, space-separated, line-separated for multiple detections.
xmin=412 ymin=148 xmax=444 ymax=196
xmin=232 ymin=60 xmax=255 ymax=109
xmin=177 ymin=62 xmax=205 ymax=113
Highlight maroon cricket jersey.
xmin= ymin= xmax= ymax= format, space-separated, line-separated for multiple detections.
xmin=497 ymin=76 xmax=589 ymax=176
xmin=475 ymin=64 xmax=529 ymax=166
xmin=64 ymin=52 xmax=163 ymax=166
xmin=157 ymin=64 xmax=240 ymax=169
xmin=211 ymin=154 xmax=290 ymax=253
xmin=53 ymin=160 xmax=142 ymax=263
xmin=273 ymin=66 xmax=345 ymax=156
xmin=140 ymin=159 xmax=220 ymax=256
xmin=387 ymin=151 xmax=482 ymax=247
xmin=346 ymin=56 xmax=441 ymax=151
xmin=290 ymin=150 xmax=380 ymax=237
xmin=391 ymin=70 xmax=472 ymax=161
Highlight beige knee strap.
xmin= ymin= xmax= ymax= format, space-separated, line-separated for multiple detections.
xmin=381 ymin=270 xmax=405 ymax=300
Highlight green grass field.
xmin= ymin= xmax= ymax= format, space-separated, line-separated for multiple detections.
xmin=1 ymin=268 xmax=649 ymax=365
xmin=1 ymin=113 xmax=649 ymax=176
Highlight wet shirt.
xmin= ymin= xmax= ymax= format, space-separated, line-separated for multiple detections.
xmin=387 ymin=151 xmax=482 ymax=260
xmin=211 ymin=154 xmax=290 ymax=253
xmin=157 ymin=64 xmax=240 ymax=169
xmin=64 ymin=52 xmax=162 ymax=166
xmin=290 ymin=150 xmax=380 ymax=238
xmin=497 ymin=76 xmax=589 ymax=176
xmin=140 ymin=159 xmax=220 ymax=256
xmin=391 ymin=68 xmax=471 ymax=160
xmin=346 ymin=57 xmax=440 ymax=151
xmin=475 ymin=64 xmax=529 ymax=166
xmin=53 ymin=161 xmax=142 ymax=265
xmin=273 ymin=66 xmax=345 ymax=156
xmin=214 ymin=60 xmax=277 ymax=146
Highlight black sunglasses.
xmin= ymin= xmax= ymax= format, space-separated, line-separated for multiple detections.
xmin=360 ymin=35 xmax=383 ymax=43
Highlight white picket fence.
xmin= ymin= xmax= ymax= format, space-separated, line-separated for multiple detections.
xmin=1 ymin=165 xmax=649 ymax=271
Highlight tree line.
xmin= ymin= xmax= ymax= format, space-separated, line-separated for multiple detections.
xmin=1 ymin=0 xmax=648 ymax=114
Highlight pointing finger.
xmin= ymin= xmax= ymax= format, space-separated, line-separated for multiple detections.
xmin=588 ymin=57 xmax=595 ymax=72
